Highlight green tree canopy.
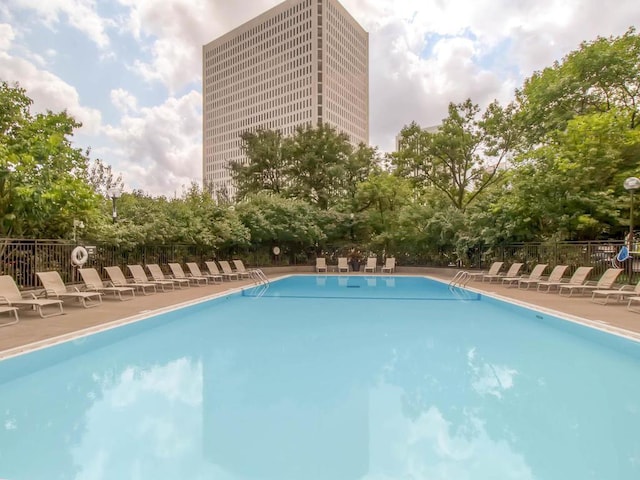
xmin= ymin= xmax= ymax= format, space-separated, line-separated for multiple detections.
xmin=0 ymin=81 xmax=101 ymax=238
xmin=393 ymin=99 xmax=518 ymax=211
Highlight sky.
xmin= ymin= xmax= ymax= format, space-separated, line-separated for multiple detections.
xmin=1 ymin=0 xmax=638 ymax=196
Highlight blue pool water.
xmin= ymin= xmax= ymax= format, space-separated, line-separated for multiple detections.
xmin=1 ymin=275 xmax=639 ymax=479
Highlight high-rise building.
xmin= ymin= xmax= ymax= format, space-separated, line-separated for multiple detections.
xmin=202 ymin=0 xmax=369 ymax=198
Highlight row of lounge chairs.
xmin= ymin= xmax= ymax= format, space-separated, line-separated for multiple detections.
xmin=470 ymin=261 xmax=640 ymax=311
xmin=0 ymin=260 xmax=254 ymax=326
xmin=316 ymin=257 xmax=396 ymax=273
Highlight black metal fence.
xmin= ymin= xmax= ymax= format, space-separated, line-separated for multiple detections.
xmin=0 ymin=238 xmax=636 ymax=289
xmin=475 ymin=240 xmax=638 ymax=283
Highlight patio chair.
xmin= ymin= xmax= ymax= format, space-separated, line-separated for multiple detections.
xmin=36 ymin=271 xmax=102 ymax=308
xmin=187 ymin=262 xmax=223 ymax=284
xmin=558 ymin=268 xmax=623 ymax=297
xmin=627 ymin=295 xmax=640 ymax=313
xmin=502 ymin=263 xmax=547 ymax=287
xmin=381 ymin=257 xmax=396 ymax=273
xmin=0 ymin=275 xmax=64 ymax=318
xmin=337 ymin=257 xmax=349 ymax=273
xmin=537 ymin=266 xmax=593 ymax=293
xmin=467 ymin=262 xmax=504 ymax=281
xmin=105 ymin=266 xmax=157 ymax=295
xmin=232 ymin=259 xmax=253 ymax=279
xmin=79 ymin=268 xmax=136 ymax=301
xmin=128 ymin=264 xmax=175 ymax=292
xmin=482 ymin=263 xmax=523 ymax=282
xmin=316 ymin=257 xmax=328 ymax=273
xmin=363 ymin=257 xmax=377 ymax=273
xmin=518 ymin=265 xmax=568 ymax=290
xmin=147 ymin=264 xmax=190 ymax=288
xmin=591 ymin=278 xmax=640 ymax=305
xmin=208 ymin=261 xmax=238 ymax=280
xmin=0 ymin=305 xmax=19 ymax=327
xmin=217 ymin=260 xmax=243 ymax=280
xmin=168 ymin=263 xmax=208 ymax=286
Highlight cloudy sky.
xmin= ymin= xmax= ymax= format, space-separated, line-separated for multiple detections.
xmin=1 ymin=0 xmax=638 ymax=196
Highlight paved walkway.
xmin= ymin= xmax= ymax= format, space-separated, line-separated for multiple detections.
xmin=1 ymin=268 xmax=639 ymax=357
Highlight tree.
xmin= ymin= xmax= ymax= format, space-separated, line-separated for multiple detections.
xmin=472 ymin=109 xmax=639 ymax=242
xmin=287 ymin=123 xmax=354 ymax=210
xmin=0 ymin=81 xmax=102 ymax=238
xmin=86 ymin=157 xmax=124 ymax=197
xmin=393 ymin=99 xmax=518 ymax=211
xmin=516 ymin=27 xmax=640 ymax=145
xmin=234 ymin=192 xmax=326 ymax=261
xmin=231 ymin=129 xmax=289 ymax=200
xmin=354 ymin=171 xmax=412 ymax=251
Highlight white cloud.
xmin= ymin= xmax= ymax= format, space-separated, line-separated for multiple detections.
xmin=0 ymin=23 xmax=102 ymax=133
xmin=110 ymin=87 xmax=138 ymax=113
xmin=11 ymin=0 xmax=113 ymax=48
xmin=339 ymin=0 xmax=640 ymax=151
xmin=103 ymin=90 xmax=202 ymax=195
xmin=0 ymin=23 xmax=13 ymax=51
xmin=116 ymin=0 xmax=281 ymax=92
xmin=367 ymin=381 xmax=534 ymax=479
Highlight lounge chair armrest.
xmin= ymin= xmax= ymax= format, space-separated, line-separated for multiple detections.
xmin=585 ymin=281 xmax=598 ymax=286
xmin=21 ymin=291 xmax=38 ymax=299
xmin=0 ymin=295 xmax=9 ymax=304
xmin=619 ymin=284 xmax=635 ymax=291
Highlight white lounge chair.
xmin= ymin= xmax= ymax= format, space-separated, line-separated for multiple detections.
xmin=482 ymin=262 xmax=523 ymax=282
xmin=591 ymin=278 xmax=640 ymax=305
xmin=209 ymin=261 xmax=238 ymax=280
xmin=337 ymin=257 xmax=349 ymax=273
xmin=467 ymin=262 xmax=504 ymax=281
xmin=168 ymin=263 xmax=208 ymax=286
xmin=0 ymin=305 xmax=19 ymax=326
xmin=0 ymin=275 xmax=64 ymax=318
xmin=232 ymin=259 xmax=253 ymax=279
xmin=147 ymin=264 xmax=190 ymax=288
xmin=36 ymin=271 xmax=102 ymax=308
xmin=105 ymin=266 xmax=157 ymax=295
xmin=537 ymin=266 xmax=593 ymax=293
xmin=502 ymin=263 xmax=547 ymax=287
xmin=381 ymin=257 xmax=396 ymax=273
xmin=186 ymin=262 xmax=223 ymax=284
xmin=316 ymin=257 xmax=328 ymax=273
xmin=627 ymin=295 xmax=640 ymax=313
xmin=128 ymin=264 xmax=175 ymax=291
xmin=79 ymin=268 xmax=136 ymax=301
xmin=219 ymin=260 xmax=243 ymax=280
xmin=558 ymin=268 xmax=622 ymax=297
xmin=518 ymin=265 xmax=568 ymax=289
xmin=363 ymin=257 xmax=377 ymax=273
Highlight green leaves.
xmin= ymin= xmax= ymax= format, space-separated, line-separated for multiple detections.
xmin=231 ymin=123 xmax=378 ymax=209
xmin=0 ymin=82 xmax=101 ymax=238
xmin=393 ymin=99 xmax=516 ymax=212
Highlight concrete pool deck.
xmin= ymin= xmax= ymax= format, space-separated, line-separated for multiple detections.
xmin=1 ymin=267 xmax=639 ymax=356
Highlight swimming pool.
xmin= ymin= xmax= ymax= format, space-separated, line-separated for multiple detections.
xmin=1 ymin=275 xmax=639 ymax=479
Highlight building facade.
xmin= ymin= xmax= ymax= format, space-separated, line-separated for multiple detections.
xmin=202 ymin=0 xmax=369 ymax=198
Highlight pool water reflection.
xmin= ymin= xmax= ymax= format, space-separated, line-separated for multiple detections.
xmin=1 ymin=275 xmax=639 ymax=479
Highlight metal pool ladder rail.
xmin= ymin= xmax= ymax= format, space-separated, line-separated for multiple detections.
xmin=249 ymin=268 xmax=269 ymax=285
xmin=449 ymin=270 xmax=471 ymax=287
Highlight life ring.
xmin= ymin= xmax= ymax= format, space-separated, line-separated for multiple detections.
xmin=71 ymin=246 xmax=89 ymax=266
